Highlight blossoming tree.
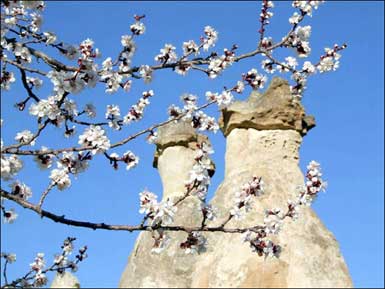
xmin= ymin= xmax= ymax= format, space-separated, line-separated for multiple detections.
xmin=0 ymin=0 xmax=347 ymax=287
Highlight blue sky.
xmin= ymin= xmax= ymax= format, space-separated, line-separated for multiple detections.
xmin=1 ymin=1 xmax=383 ymax=288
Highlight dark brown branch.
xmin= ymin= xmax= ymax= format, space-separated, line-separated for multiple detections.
xmin=1 ymin=189 xmax=263 ymax=234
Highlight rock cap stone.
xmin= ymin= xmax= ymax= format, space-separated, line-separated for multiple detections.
xmin=153 ymin=120 xmax=212 ymax=174
xmin=219 ymin=77 xmax=316 ymax=137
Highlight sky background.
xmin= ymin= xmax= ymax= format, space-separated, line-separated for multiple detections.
xmin=1 ymin=1 xmax=384 ymax=288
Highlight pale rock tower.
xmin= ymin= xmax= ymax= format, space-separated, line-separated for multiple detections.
xmin=119 ymin=77 xmax=353 ymax=288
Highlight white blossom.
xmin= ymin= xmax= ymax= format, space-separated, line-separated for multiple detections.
xmin=302 ymin=61 xmax=316 ymax=74
xmin=15 ymin=130 xmax=35 ymax=146
xmin=33 ymin=147 xmax=54 ymax=169
xmin=155 ymin=44 xmax=177 ymax=63
xmin=10 ymin=181 xmax=32 ymax=200
xmin=1 ymin=154 xmax=23 ymax=180
xmin=101 ymin=71 xmax=122 ymax=94
xmin=122 ymin=151 xmax=139 ymax=170
xmin=292 ymin=0 xmax=324 ymax=17
xmin=285 ymin=56 xmax=298 ymax=69
xmin=3 ymin=209 xmax=18 ymax=224
xmin=289 ymin=12 xmax=301 ymax=24
xmin=50 ymin=168 xmax=71 ymax=190
xmin=206 ymin=90 xmax=233 ymax=108
xmin=29 ymin=96 xmax=62 ymax=121
xmin=139 ymin=190 xmax=158 ymax=214
xmin=78 ymin=125 xmax=110 ymax=154
xmin=130 ymin=21 xmax=145 ymax=35
xmin=182 ymin=40 xmax=200 ymax=56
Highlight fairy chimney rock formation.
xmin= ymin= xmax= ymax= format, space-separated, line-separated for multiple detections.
xmin=119 ymin=121 xmax=214 ymax=288
xmin=119 ymin=77 xmax=353 ymax=288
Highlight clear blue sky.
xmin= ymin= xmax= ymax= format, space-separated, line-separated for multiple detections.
xmin=1 ymin=1 xmax=383 ymax=288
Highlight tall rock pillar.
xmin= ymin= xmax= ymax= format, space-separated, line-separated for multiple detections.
xmin=119 ymin=121 xmax=214 ymax=288
xmin=190 ymin=77 xmax=352 ymax=287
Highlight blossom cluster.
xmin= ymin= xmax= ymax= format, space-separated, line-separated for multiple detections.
xmin=242 ymin=68 xmax=268 ymax=90
xmin=185 ymin=142 xmax=214 ymax=200
xmin=123 ymin=90 xmax=154 ymax=125
xmin=138 ymin=190 xmax=177 ymax=226
xmin=167 ymin=94 xmax=219 ymax=132
xmin=202 ymin=26 xmax=218 ymax=51
xmin=258 ymin=0 xmax=274 ymax=36
xmin=230 ymin=177 xmax=265 ymax=219
xmin=208 ymin=47 xmax=236 ymax=79
xmin=78 ymin=125 xmax=111 ymax=154
xmin=0 ymin=237 xmax=87 ymax=288
xmin=240 ymin=160 xmax=327 ymax=258
xmin=242 ymin=230 xmax=281 ymax=258
xmin=292 ymin=0 xmax=324 ymax=17
xmin=317 ymin=44 xmax=346 ymax=73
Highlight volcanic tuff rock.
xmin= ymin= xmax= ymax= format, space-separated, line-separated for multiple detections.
xmin=119 ymin=77 xmax=352 ymax=288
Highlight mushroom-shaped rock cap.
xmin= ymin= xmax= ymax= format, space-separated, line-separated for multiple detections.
xmin=153 ymin=120 xmax=214 ymax=176
xmin=219 ymin=77 xmax=316 ymax=136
